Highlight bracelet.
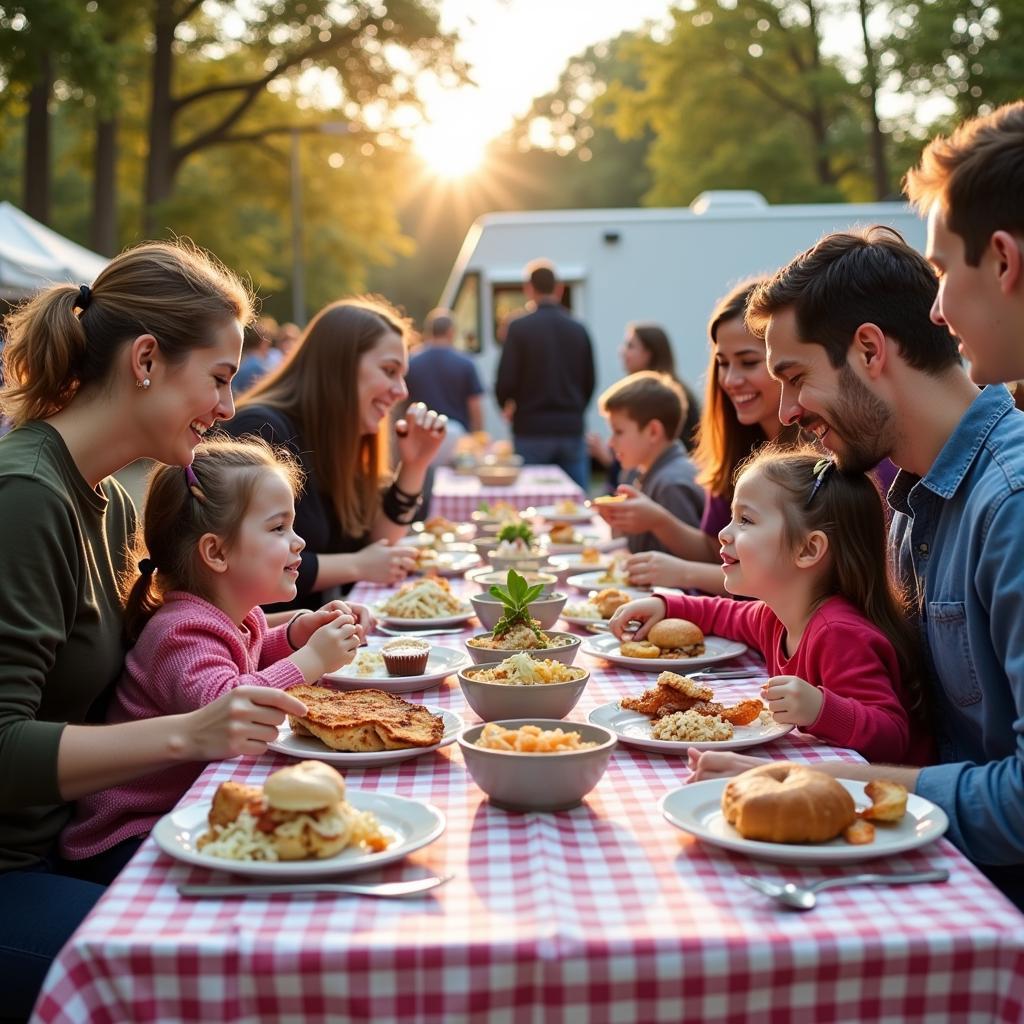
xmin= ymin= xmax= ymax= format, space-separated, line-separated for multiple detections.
xmin=286 ymin=610 xmax=312 ymax=650
xmin=382 ymin=482 xmax=422 ymax=524
xmin=392 ymin=480 xmax=421 ymax=500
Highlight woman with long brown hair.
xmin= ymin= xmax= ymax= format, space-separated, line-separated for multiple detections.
xmin=0 ymin=241 xmax=306 ymax=1016
xmin=224 ymin=296 xmax=447 ymax=610
xmin=596 ymin=280 xmax=795 ymax=594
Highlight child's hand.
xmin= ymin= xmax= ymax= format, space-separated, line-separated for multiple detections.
xmin=761 ymin=676 xmax=824 ymax=727
xmin=592 ymin=486 xmax=664 ymax=534
xmin=288 ymin=608 xmax=337 ymax=650
xmin=607 ymin=596 xmax=666 ymax=640
xmin=303 ymin=613 xmax=361 ymax=675
xmin=316 ymin=600 xmax=374 ymax=642
xmin=686 ymin=749 xmax=769 ymax=782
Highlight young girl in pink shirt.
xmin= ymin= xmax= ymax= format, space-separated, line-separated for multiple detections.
xmin=609 ymin=445 xmax=932 ymax=764
xmin=61 ymin=437 xmax=365 ymax=861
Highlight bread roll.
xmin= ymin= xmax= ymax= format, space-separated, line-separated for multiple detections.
xmin=721 ymin=763 xmax=856 ymax=843
xmin=647 ymin=618 xmax=705 ymax=656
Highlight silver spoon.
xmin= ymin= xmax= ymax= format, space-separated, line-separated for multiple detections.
xmin=178 ymin=874 xmax=453 ymax=899
xmin=740 ymin=868 xmax=949 ymax=910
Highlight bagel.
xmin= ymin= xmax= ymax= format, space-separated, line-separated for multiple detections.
xmin=721 ymin=763 xmax=856 ymax=844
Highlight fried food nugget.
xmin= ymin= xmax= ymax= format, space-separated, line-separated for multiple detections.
xmin=621 ymin=687 xmax=699 ymax=717
xmin=206 ymin=781 xmax=263 ymax=830
xmin=620 ymin=640 xmax=662 ymax=659
xmin=862 ymin=779 xmax=908 ymax=822
xmin=656 ymin=672 xmax=714 ymax=701
xmin=843 ymin=819 xmax=876 ymax=845
xmin=718 ymin=699 xmax=764 ymax=727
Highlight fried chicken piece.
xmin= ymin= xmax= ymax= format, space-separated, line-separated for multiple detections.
xmin=206 ymin=782 xmax=264 ymax=830
xmin=621 ymin=687 xmax=699 ymax=717
xmin=718 ymin=699 xmax=765 ymax=727
xmin=656 ymin=672 xmax=714 ymax=701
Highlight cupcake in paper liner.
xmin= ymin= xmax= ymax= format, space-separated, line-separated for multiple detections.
xmin=381 ymin=638 xmax=431 ymax=676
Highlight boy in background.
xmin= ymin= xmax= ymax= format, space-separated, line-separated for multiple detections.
xmin=598 ymin=371 xmax=704 ymax=553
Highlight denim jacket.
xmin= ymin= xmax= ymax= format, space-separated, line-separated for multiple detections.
xmin=889 ymin=384 xmax=1024 ymax=866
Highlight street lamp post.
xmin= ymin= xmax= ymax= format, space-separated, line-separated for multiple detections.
xmin=289 ymin=121 xmax=352 ymax=326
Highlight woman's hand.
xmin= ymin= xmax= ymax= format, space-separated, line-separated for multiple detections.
xmin=607 ymin=596 xmax=666 ymax=640
xmin=761 ymin=676 xmax=824 ymax=727
xmin=593 ymin=485 xmax=666 ymax=534
xmin=173 ymin=687 xmax=308 ymax=761
xmin=686 ymin=749 xmax=767 ymax=782
xmin=354 ymin=539 xmax=418 ymax=584
xmin=625 ymin=551 xmax=690 ymax=588
xmin=395 ymin=402 xmax=448 ymax=470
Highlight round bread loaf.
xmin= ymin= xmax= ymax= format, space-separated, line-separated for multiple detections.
xmin=648 ymin=618 xmax=704 ymax=651
xmin=721 ymin=762 xmax=856 ymax=843
xmin=264 ymin=760 xmax=346 ymax=811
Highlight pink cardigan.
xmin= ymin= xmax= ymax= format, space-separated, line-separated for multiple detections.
xmin=660 ymin=592 xmax=933 ymax=765
xmin=60 ymin=592 xmax=304 ymax=859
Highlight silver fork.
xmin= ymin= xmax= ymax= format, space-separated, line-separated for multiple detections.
xmin=178 ymin=874 xmax=453 ymax=899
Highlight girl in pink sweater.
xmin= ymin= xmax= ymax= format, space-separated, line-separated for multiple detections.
xmin=61 ymin=437 xmax=365 ymax=860
xmin=609 ymin=445 xmax=932 ymax=764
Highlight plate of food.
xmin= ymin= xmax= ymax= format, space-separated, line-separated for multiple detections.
xmin=531 ymin=501 xmax=594 ymax=525
xmin=268 ymin=686 xmax=463 ymax=765
xmin=560 ymin=588 xmax=637 ymax=627
xmin=588 ymin=670 xmax=793 ymax=753
xmin=566 ymin=569 xmax=649 ymax=593
xmin=374 ymin=577 xmax=475 ymax=628
xmin=413 ymin=545 xmax=482 ymax=578
xmin=154 ymin=761 xmax=445 ymax=878
xmin=660 ymin=766 xmax=948 ymax=864
xmin=581 ymin=620 xmax=747 ymax=670
xmin=327 ymin=643 xmax=470 ymax=692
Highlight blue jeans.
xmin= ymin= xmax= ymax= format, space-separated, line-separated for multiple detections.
xmin=513 ymin=435 xmax=589 ymax=491
xmin=0 ymin=838 xmax=142 ymax=1022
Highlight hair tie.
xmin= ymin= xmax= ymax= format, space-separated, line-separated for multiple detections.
xmin=184 ymin=463 xmax=207 ymax=503
xmin=138 ymin=557 xmax=156 ymax=576
xmin=76 ymin=284 xmax=92 ymax=311
xmin=805 ymin=457 xmax=835 ymax=508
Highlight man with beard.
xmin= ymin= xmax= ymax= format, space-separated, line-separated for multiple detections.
xmin=691 ymin=225 xmax=1024 ymax=910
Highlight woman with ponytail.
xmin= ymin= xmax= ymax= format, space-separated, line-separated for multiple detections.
xmin=0 ymin=242 xmax=307 ymax=1017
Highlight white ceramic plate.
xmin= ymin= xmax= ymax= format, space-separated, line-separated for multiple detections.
xmin=566 ymin=570 xmax=650 ymax=594
xmin=413 ymin=549 xmax=483 ymax=578
xmin=531 ymin=504 xmax=595 ymax=525
xmin=153 ymin=791 xmax=446 ymax=878
xmin=373 ymin=607 xmax=476 ymax=629
xmin=267 ymin=706 xmax=463 ymax=765
xmin=581 ymin=631 xmax=748 ymax=671
xmin=588 ymin=700 xmax=794 ymax=753
xmin=560 ymin=609 xmax=607 ymax=628
xmin=545 ymin=535 xmax=618 ymax=556
xmin=660 ymin=778 xmax=949 ymax=864
xmin=553 ymin=552 xmax=614 ymax=573
xmin=325 ymin=644 xmax=470 ymax=692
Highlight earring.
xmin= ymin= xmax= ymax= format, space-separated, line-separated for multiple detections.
xmin=136 ymin=378 xmax=151 ymax=390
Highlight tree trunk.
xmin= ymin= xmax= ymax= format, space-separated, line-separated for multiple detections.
xmin=858 ymin=0 xmax=889 ymax=199
xmin=23 ymin=52 xmax=53 ymax=224
xmin=144 ymin=0 xmax=177 ymax=236
xmin=803 ymin=0 xmax=836 ymax=188
xmin=91 ymin=115 xmax=119 ymax=255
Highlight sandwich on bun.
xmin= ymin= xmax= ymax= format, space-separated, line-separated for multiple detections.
xmin=621 ymin=618 xmax=705 ymax=659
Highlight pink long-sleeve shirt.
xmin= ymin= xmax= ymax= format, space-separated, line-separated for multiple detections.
xmin=60 ymin=592 xmax=305 ymax=859
xmin=660 ymin=592 xmax=933 ymax=765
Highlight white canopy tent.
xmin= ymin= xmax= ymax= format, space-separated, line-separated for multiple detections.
xmin=0 ymin=201 xmax=109 ymax=300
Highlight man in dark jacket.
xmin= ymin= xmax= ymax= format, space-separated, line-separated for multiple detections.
xmin=494 ymin=260 xmax=596 ymax=489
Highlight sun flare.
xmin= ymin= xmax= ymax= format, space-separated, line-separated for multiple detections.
xmin=414 ymin=121 xmax=489 ymax=178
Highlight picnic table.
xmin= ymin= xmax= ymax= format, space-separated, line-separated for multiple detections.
xmin=429 ymin=465 xmax=586 ymax=523
xmin=32 ymin=579 xmax=1024 ymax=1023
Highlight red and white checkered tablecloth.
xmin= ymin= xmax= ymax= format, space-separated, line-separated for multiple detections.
xmin=430 ymin=465 xmax=586 ymax=523
xmin=32 ymin=581 xmax=1024 ymax=1024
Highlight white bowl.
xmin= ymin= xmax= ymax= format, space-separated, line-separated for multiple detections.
xmin=465 ymin=631 xmax=581 ymax=666
xmin=458 ymin=719 xmax=617 ymax=811
xmin=470 ymin=591 xmax=568 ymax=630
xmin=486 ymin=550 xmax=549 ymax=573
xmin=458 ymin=663 xmax=589 ymax=722
xmin=468 ymin=569 xmax=559 ymax=595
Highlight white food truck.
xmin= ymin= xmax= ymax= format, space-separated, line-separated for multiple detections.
xmin=436 ymin=191 xmax=927 ymax=438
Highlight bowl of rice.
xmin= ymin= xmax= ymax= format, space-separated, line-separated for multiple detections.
xmin=458 ymin=719 xmax=617 ymax=811
xmin=458 ymin=653 xmax=589 ymax=721
xmin=465 ymin=628 xmax=581 ymax=666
